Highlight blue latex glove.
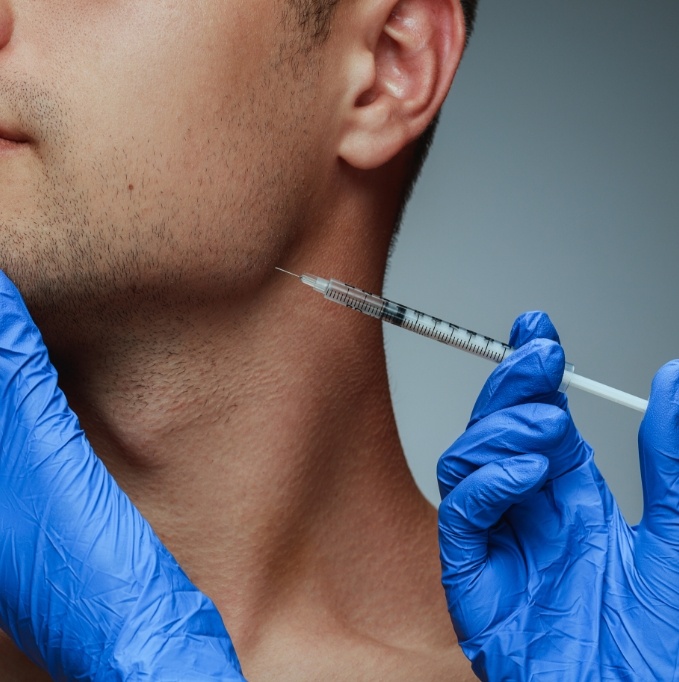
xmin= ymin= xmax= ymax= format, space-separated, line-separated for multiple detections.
xmin=438 ymin=311 xmax=679 ymax=681
xmin=0 ymin=272 xmax=245 ymax=681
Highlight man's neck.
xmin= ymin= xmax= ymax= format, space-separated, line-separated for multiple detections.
xmin=49 ymin=269 xmax=462 ymax=676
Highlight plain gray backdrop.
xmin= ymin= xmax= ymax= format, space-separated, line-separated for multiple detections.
xmin=387 ymin=0 xmax=679 ymax=523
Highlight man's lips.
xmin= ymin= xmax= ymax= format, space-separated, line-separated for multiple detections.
xmin=0 ymin=125 xmax=30 ymax=144
xmin=0 ymin=125 xmax=30 ymax=153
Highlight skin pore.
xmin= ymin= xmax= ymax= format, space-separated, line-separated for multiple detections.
xmin=0 ymin=0 xmax=475 ymax=679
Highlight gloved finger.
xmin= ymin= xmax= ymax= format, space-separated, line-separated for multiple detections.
xmin=0 ymin=272 xmax=244 ymax=679
xmin=638 ymin=360 xmax=679 ymax=543
xmin=0 ymin=272 xmax=67 ymax=477
xmin=438 ymin=402 xmax=590 ymax=499
xmin=468 ymin=337 xmax=567 ymax=428
xmin=439 ymin=454 xmax=548 ymax=634
xmin=508 ymin=310 xmax=561 ymax=348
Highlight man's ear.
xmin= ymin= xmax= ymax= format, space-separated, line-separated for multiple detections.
xmin=337 ymin=0 xmax=466 ymax=170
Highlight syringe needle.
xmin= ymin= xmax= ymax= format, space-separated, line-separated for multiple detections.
xmin=275 ymin=267 xmax=301 ymax=278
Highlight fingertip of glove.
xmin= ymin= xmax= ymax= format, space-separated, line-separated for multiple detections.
xmin=0 ymin=271 xmax=34 ymax=330
xmin=509 ymin=311 xmax=561 ymax=348
xmin=646 ymin=360 xmax=679 ymax=420
xmin=0 ymin=269 xmax=23 ymax=293
xmin=496 ymin=453 xmax=549 ymax=492
xmin=0 ymin=270 xmax=15 ymax=288
xmin=650 ymin=360 xmax=679 ymax=392
xmin=0 ymin=271 xmax=53 ymax=391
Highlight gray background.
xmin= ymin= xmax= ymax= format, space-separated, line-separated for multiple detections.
xmin=387 ymin=0 xmax=679 ymax=523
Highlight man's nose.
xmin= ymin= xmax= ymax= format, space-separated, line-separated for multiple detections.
xmin=0 ymin=1 xmax=14 ymax=53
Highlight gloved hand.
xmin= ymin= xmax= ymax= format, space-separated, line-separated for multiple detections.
xmin=0 ymin=271 xmax=245 ymax=681
xmin=438 ymin=311 xmax=679 ymax=681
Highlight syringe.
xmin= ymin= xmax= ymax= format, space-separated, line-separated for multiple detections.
xmin=275 ymin=268 xmax=649 ymax=413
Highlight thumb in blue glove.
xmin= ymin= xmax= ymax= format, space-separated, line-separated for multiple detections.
xmin=0 ymin=271 xmax=245 ymax=681
xmin=438 ymin=311 xmax=679 ymax=680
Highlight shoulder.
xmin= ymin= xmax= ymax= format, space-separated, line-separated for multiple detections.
xmin=0 ymin=632 xmax=52 ymax=682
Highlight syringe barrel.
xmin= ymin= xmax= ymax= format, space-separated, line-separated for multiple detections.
xmin=324 ymin=279 xmax=386 ymax=319
xmin=323 ymin=279 xmax=579 ymax=394
xmin=324 ymin=279 xmax=513 ymax=364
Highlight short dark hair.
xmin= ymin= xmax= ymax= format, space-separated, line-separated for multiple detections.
xmin=289 ymin=0 xmax=478 ymax=50
xmin=287 ymin=0 xmax=341 ymax=45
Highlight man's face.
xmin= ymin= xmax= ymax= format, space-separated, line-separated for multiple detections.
xmin=0 ymin=1 xmax=332 ymax=345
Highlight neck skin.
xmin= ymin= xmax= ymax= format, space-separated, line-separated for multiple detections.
xmin=45 ymin=176 xmax=464 ymax=678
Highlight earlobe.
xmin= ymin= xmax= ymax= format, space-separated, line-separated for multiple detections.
xmin=338 ymin=0 xmax=466 ymax=171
